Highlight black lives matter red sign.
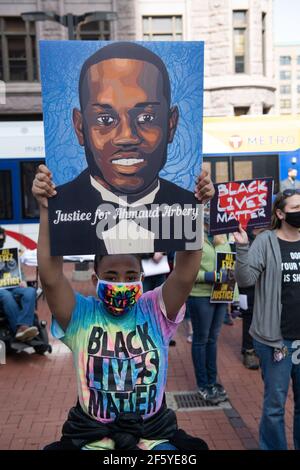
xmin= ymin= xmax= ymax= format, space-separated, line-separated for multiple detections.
xmin=209 ymin=178 xmax=273 ymax=235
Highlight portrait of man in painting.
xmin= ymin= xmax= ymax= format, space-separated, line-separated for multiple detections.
xmin=40 ymin=41 xmax=204 ymax=255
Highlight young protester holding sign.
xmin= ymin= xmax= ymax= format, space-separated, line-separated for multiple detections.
xmin=32 ymin=164 xmax=213 ymax=451
xmin=234 ymin=190 xmax=300 ymax=450
xmin=187 ymin=215 xmax=232 ymax=405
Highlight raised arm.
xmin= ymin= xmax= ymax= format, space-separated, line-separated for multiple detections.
xmin=33 ymin=165 xmax=75 ymax=330
xmin=233 ymin=225 xmax=265 ymax=287
xmin=162 ymin=170 xmax=215 ymax=320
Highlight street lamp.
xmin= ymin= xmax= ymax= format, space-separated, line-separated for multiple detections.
xmin=21 ymin=11 xmax=117 ymax=40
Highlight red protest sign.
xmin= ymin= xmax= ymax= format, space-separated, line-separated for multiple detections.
xmin=209 ymin=178 xmax=273 ymax=235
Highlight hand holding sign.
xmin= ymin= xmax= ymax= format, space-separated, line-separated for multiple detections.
xmin=32 ymin=164 xmax=57 ymax=209
xmin=194 ymin=170 xmax=215 ymax=203
xmin=233 ymin=224 xmax=249 ymax=245
xmin=204 ymin=268 xmax=235 ymax=284
xmin=222 ymin=268 xmax=235 ymax=283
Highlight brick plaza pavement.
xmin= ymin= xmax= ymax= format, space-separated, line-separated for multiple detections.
xmin=0 ymin=263 xmax=296 ymax=450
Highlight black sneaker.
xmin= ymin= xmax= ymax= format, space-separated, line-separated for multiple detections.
xmin=208 ymin=384 xmax=228 ymax=404
xmin=243 ymin=349 xmax=259 ymax=370
xmin=198 ymin=387 xmax=210 ymax=401
xmin=212 ymin=383 xmax=228 ymax=401
xmin=199 ymin=385 xmax=225 ymax=405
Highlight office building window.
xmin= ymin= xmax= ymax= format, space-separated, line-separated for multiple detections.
xmin=280 ymin=85 xmax=291 ymax=94
xmin=297 ymin=55 xmax=300 ymax=65
xmin=262 ymin=13 xmax=266 ymax=75
xmin=0 ymin=170 xmax=13 ymax=219
xmin=143 ymin=16 xmax=182 ymax=41
xmin=297 ymin=85 xmax=300 ymax=93
xmin=280 ymin=99 xmax=291 ymax=109
xmin=263 ymin=105 xmax=271 ymax=114
xmin=233 ymin=10 xmax=247 ymax=73
xmin=280 ymin=55 xmax=291 ymax=65
xmin=297 ymin=70 xmax=300 ymax=80
xmin=280 ymin=70 xmax=291 ymax=80
xmin=234 ymin=106 xmax=250 ymax=116
xmin=77 ymin=20 xmax=111 ymax=40
xmin=0 ymin=16 xmax=37 ymax=81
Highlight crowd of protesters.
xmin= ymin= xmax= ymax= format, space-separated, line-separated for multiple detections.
xmin=2 ymin=173 xmax=300 ymax=451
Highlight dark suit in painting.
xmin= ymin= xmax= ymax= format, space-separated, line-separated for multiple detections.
xmin=48 ymin=169 xmax=202 ymax=256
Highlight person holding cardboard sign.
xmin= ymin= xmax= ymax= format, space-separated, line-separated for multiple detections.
xmin=187 ymin=214 xmax=232 ymax=405
xmin=234 ymin=190 xmax=300 ymax=450
xmin=32 ymin=164 xmax=213 ymax=451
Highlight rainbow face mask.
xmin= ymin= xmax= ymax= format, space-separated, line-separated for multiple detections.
xmin=96 ymin=279 xmax=143 ymax=316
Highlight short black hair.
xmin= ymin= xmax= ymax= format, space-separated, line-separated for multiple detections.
xmin=94 ymin=253 xmax=142 ymax=275
xmin=79 ymin=42 xmax=171 ymax=110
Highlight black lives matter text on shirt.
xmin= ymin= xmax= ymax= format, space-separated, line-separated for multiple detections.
xmin=278 ymin=238 xmax=300 ymax=340
xmin=85 ymin=322 xmax=160 ymax=421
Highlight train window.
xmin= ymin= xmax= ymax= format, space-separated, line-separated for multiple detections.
xmin=20 ymin=161 xmax=43 ymax=219
xmin=0 ymin=170 xmax=13 ymax=219
xmin=203 ymin=157 xmax=230 ymax=183
xmin=234 ymin=160 xmax=253 ymax=180
xmin=202 ymin=161 xmax=211 ymax=176
xmin=233 ymin=154 xmax=279 ymax=193
xmin=204 ymin=154 xmax=279 ymax=193
xmin=215 ymin=161 xmax=229 ymax=182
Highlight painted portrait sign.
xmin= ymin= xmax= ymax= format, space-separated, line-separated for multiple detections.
xmin=40 ymin=41 xmax=204 ymax=256
xmin=209 ymin=177 xmax=273 ymax=235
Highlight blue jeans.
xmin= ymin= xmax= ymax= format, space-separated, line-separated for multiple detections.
xmin=254 ymin=338 xmax=300 ymax=450
xmin=152 ymin=442 xmax=177 ymax=450
xmin=0 ymin=287 xmax=36 ymax=334
xmin=187 ymin=296 xmax=226 ymax=388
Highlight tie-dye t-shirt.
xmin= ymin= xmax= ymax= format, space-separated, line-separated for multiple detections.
xmin=51 ymin=286 xmax=184 ymax=426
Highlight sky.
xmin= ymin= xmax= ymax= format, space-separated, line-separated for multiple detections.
xmin=273 ymin=0 xmax=300 ymax=44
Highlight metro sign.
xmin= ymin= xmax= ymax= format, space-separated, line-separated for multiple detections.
xmin=229 ymin=135 xmax=243 ymax=149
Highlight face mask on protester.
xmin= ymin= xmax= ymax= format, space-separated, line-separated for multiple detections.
xmin=96 ymin=278 xmax=143 ymax=316
xmin=284 ymin=210 xmax=300 ymax=229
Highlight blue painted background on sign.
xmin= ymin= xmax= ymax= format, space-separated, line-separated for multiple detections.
xmin=39 ymin=40 xmax=204 ymax=192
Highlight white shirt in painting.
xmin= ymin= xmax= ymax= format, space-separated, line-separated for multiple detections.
xmin=90 ymin=176 xmax=160 ymax=254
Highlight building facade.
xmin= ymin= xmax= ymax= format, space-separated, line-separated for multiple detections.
xmin=0 ymin=0 xmax=275 ymax=119
xmin=274 ymin=43 xmax=300 ymax=115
